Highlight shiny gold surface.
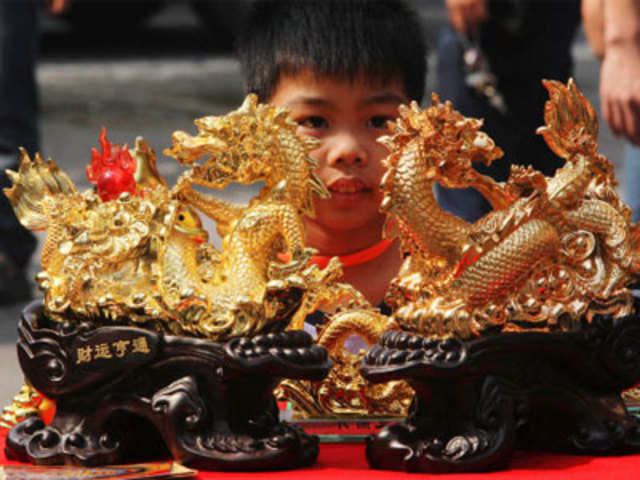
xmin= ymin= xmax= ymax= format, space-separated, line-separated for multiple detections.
xmin=0 ymin=384 xmax=53 ymax=429
xmin=4 ymin=95 xmax=344 ymax=341
xmin=9 ymin=80 xmax=635 ymax=421
xmin=381 ymin=79 xmax=639 ymax=339
xmin=162 ymin=95 xmax=408 ymax=417
xmin=278 ymin=306 xmax=412 ymax=418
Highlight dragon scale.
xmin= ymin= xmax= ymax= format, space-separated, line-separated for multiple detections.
xmin=272 ymin=130 xmax=317 ymax=211
xmin=159 ymin=229 xmax=206 ymax=307
xmin=450 ymin=219 xmax=561 ymax=305
xmin=317 ymin=309 xmax=391 ymax=351
xmin=383 ymin=141 xmax=470 ymax=263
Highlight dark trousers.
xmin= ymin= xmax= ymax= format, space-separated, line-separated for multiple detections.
xmin=434 ymin=2 xmax=578 ymax=222
xmin=0 ymin=0 xmax=38 ymax=267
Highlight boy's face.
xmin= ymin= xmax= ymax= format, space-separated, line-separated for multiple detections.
xmin=270 ymin=70 xmax=408 ymax=232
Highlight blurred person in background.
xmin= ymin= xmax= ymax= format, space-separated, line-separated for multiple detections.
xmin=583 ymin=0 xmax=640 ymax=221
xmin=435 ymin=0 xmax=580 ymax=222
xmin=0 ymin=0 xmax=69 ymax=304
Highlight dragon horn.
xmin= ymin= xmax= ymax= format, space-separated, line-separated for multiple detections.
xmin=538 ymin=78 xmax=598 ymax=160
xmin=5 ymin=169 xmax=18 ymax=185
xmin=398 ymin=104 xmax=411 ymax=119
xmin=4 ymin=148 xmax=31 ymax=187
xmin=239 ymin=94 xmax=259 ymax=113
xmin=18 ymin=147 xmax=32 ymax=167
xmin=133 ymin=137 xmax=168 ymax=190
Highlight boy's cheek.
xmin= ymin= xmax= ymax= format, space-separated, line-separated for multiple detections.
xmin=369 ymin=155 xmax=388 ymax=181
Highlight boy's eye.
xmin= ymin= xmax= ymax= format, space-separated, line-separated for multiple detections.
xmin=298 ymin=116 xmax=329 ymax=129
xmin=367 ymin=115 xmax=393 ymax=129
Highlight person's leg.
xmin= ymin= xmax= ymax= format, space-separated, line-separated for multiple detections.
xmin=0 ymin=1 xmax=39 ymax=156
xmin=434 ymin=23 xmax=566 ymax=223
xmin=434 ymin=25 xmax=492 ymax=222
xmin=624 ymin=142 xmax=640 ymax=222
xmin=0 ymin=0 xmax=39 ymax=303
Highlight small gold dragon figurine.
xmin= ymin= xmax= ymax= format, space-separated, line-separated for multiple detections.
xmin=3 ymin=95 xmax=343 ymax=341
xmin=278 ymin=306 xmax=412 ymax=418
xmin=381 ymin=79 xmax=640 ymax=339
xmin=0 ymin=384 xmax=55 ymax=430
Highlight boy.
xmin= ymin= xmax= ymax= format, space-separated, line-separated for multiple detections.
xmin=236 ymin=0 xmax=427 ymax=308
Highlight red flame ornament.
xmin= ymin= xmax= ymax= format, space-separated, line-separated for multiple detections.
xmin=86 ymin=127 xmax=137 ymax=202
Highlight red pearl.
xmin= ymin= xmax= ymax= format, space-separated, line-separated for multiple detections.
xmin=96 ymin=168 xmax=137 ymax=202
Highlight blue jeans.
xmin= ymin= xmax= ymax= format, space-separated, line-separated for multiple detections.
xmin=434 ymin=9 xmax=577 ymax=222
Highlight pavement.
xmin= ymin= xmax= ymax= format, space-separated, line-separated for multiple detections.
xmin=0 ymin=2 xmax=625 ymax=408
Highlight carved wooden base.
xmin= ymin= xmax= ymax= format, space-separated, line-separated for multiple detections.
xmin=361 ymin=308 xmax=640 ymax=473
xmin=6 ymin=301 xmax=330 ymax=470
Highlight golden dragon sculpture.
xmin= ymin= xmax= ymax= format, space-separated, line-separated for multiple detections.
xmin=277 ymin=305 xmax=412 ymax=418
xmin=165 ymin=95 xmax=407 ymax=417
xmin=163 ymin=94 xmax=371 ymax=332
xmin=4 ymin=95 xmax=348 ymax=341
xmin=380 ymin=78 xmax=640 ymax=339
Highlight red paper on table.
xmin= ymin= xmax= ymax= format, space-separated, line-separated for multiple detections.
xmin=0 ymin=462 xmax=195 ymax=479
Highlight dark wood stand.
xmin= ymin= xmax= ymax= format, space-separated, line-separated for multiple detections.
xmin=361 ymin=304 xmax=640 ymax=473
xmin=6 ymin=301 xmax=330 ymax=470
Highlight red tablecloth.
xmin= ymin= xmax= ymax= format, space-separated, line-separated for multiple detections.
xmin=2 ymin=432 xmax=640 ymax=479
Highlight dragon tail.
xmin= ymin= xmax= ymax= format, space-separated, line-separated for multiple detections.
xmin=537 ymin=78 xmax=599 ymax=161
xmin=318 ymin=307 xmax=395 ymax=351
xmin=4 ymin=149 xmax=80 ymax=231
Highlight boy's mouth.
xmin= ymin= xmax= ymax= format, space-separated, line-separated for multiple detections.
xmin=327 ymin=177 xmax=370 ymax=195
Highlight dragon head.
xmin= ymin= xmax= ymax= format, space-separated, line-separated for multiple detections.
xmin=379 ymin=94 xmax=503 ymax=190
xmin=164 ymin=95 xmax=328 ymax=215
xmin=164 ymin=203 xmax=208 ymax=245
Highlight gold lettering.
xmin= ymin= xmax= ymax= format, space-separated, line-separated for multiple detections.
xmin=76 ymin=346 xmax=92 ymax=364
xmin=131 ymin=336 xmax=151 ymax=354
xmin=93 ymin=343 xmax=113 ymax=359
xmin=111 ymin=339 xmax=131 ymax=358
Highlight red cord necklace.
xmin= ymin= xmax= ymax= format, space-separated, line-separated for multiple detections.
xmin=278 ymin=237 xmax=394 ymax=269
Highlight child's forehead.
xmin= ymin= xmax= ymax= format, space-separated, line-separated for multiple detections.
xmin=271 ymin=69 xmax=408 ymax=105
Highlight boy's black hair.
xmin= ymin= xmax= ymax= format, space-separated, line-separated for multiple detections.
xmin=236 ymin=0 xmax=427 ymax=102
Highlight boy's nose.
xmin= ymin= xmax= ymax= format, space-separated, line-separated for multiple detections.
xmin=326 ymin=134 xmax=368 ymax=167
